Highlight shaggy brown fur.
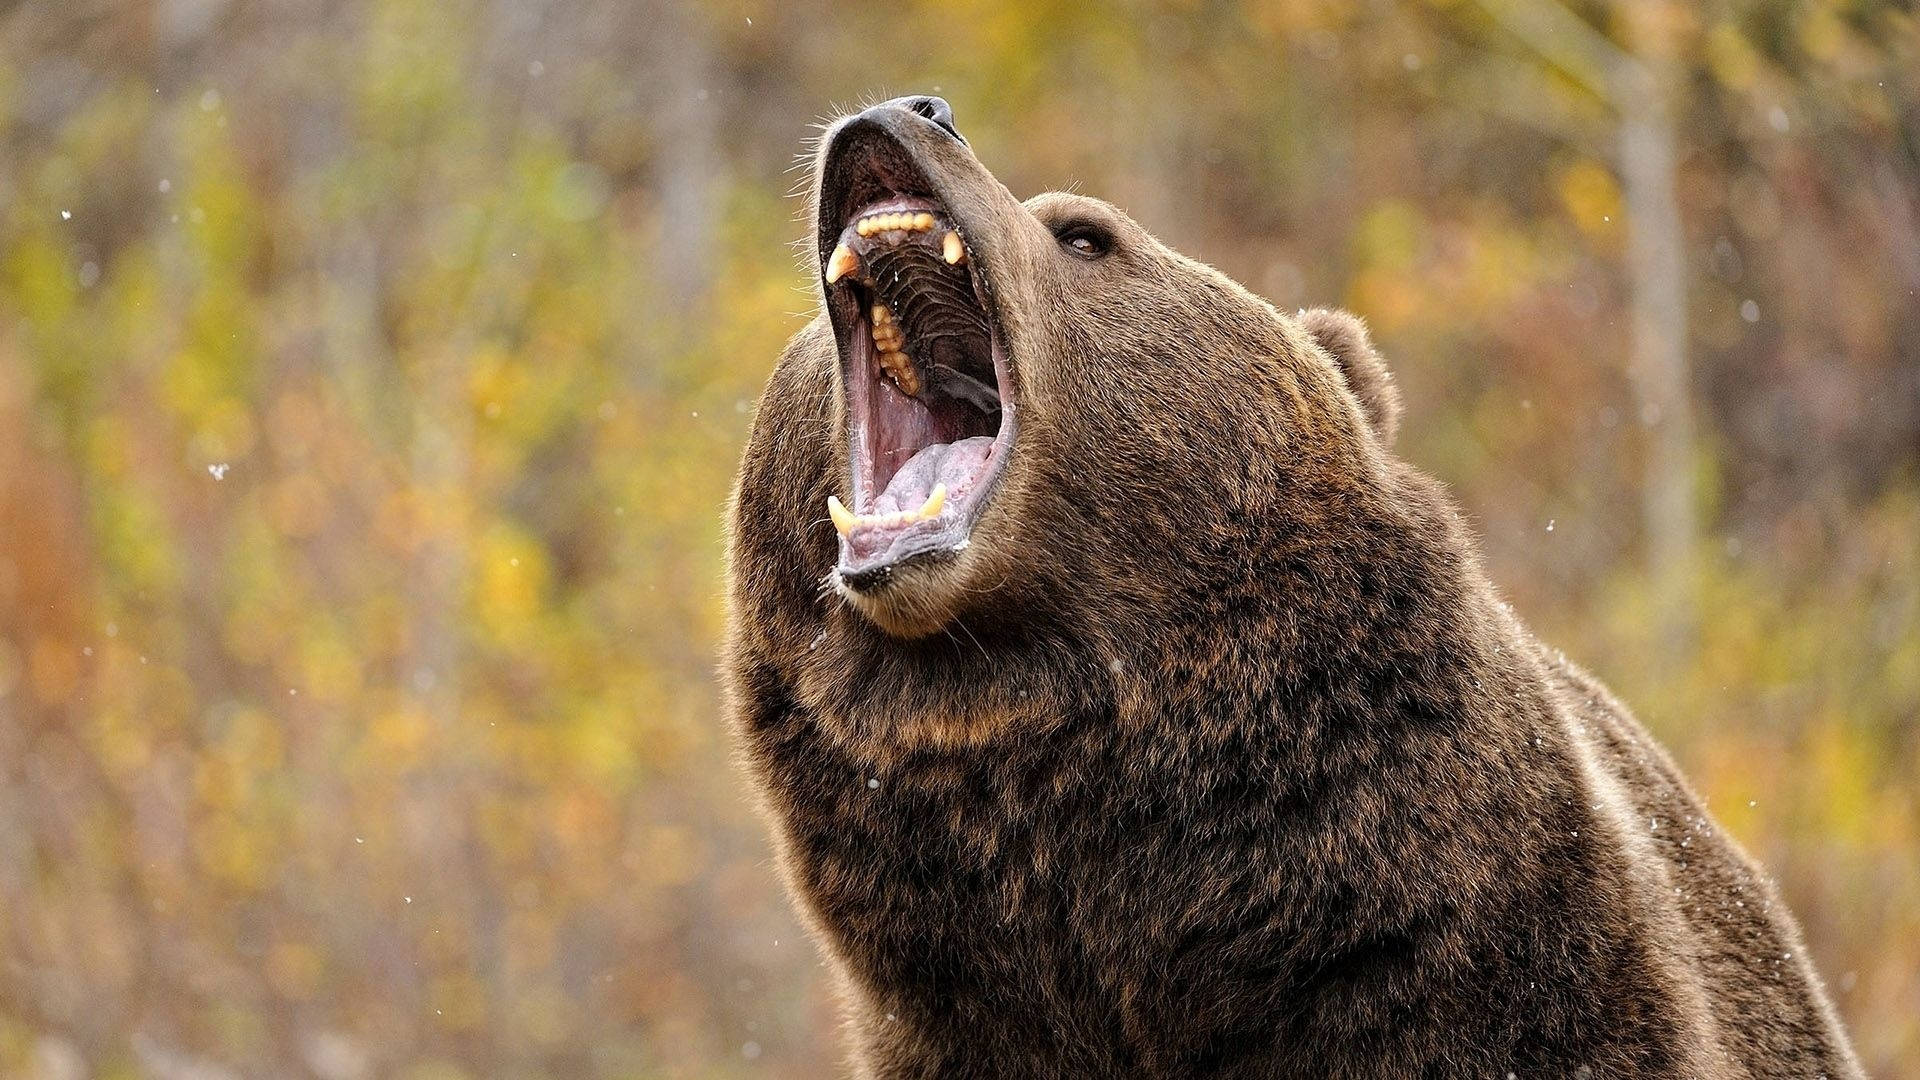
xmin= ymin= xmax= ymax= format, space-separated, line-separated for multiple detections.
xmin=724 ymin=98 xmax=1862 ymax=1078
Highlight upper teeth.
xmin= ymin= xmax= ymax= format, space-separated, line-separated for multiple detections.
xmin=822 ymin=209 xmax=977 ymax=396
xmin=856 ymin=211 xmax=936 ymax=237
xmin=822 ymin=210 xmax=971 ymax=286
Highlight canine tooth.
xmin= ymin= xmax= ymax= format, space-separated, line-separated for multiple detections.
xmin=913 ymin=212 xmax=935 ymax=231
xmin=827 ymin=495 xmax=857 ymax=536
xmin=943 ymin=231 xmax=965 ymax=265
xmin=915 ymin=484 xmax=946 ymax=520
xmin=825 ymin=242 xmax=858 ymax=284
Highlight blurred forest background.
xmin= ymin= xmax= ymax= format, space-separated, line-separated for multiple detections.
xmin=1 ymin=0 xmax=1915 ymax=1076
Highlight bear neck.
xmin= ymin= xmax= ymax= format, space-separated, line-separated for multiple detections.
xmin=790 ymin=450 xmax=1533 ymax=777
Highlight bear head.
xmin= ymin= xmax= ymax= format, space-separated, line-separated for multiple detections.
xmin=730 ymin=96 xmax=1409 ymax=750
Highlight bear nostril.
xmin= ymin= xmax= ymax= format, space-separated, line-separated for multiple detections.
xmin=904 ymin=96 xmax=963 ymax=143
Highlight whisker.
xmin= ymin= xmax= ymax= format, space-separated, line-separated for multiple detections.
xmin=950 ymin=616 xmax=991 ymax=663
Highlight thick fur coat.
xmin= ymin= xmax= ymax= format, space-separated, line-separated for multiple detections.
xmin=723 ymin=98 xmax=1862 ymax=1079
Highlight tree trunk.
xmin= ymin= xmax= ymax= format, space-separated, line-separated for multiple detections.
xmin=1617 ymin=66 xmax=1696 ymax=659
xmin=653 ymin=5 xmax=719 ymax=317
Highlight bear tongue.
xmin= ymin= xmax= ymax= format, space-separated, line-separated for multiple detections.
xmin=872 ymin=435 xmax=994 ymax=517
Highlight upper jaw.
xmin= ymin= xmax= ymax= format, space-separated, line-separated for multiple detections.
xmin=812 ymin=110 xmax=1018 ymax=596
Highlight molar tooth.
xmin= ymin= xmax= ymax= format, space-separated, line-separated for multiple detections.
xmin=825 ymin=242 xmax=858 ymax=284
xmin=870 ymin=304 xmax=903 ymax=351
xmin=827 ymin=495 xmax=857 ymax=536
xmin=943 ymin=231 xmax=966 ymax=265
xmin=877 ymin=349 xmax=921 ymax=395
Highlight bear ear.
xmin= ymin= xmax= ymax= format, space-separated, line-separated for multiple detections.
xmin=1297 ymin=307 xmax=1401 ymax=447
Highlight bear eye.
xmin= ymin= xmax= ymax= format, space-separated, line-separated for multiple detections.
xmin=1052 ymin=221 xmax=1113 ymax=259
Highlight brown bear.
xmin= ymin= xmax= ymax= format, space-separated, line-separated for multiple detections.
xmin=723 ymin=95 xmax=1863 ymax=1079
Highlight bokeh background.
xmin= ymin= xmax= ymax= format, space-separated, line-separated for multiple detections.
xmin=1 ymin=0 xmax=1915 ymax=1076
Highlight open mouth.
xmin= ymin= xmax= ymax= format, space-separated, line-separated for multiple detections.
xmin=820 ymin=160 xmax=1014 ymax=584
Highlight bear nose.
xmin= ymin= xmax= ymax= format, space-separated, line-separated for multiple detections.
xmin=871 ymin=95 xmax=964 ymax=144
